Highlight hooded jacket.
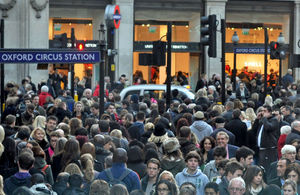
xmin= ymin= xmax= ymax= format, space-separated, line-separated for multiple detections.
xmin=161 ymin=158 xmax=186 ymax=178
xmin=203 ymin=160 xmax=219 ymax=181
xmin=175 ymin=168 xmax=209 ymax=195
xmin=190 ymin=120 xmax=213 ymax=142
xmin=4 ymin=172 xmax=31 ymax=195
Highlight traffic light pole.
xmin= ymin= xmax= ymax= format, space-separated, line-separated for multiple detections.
xmin=279 ymin=58 xmax=282 ymax=85
xmin=264 ymin=28 xmax=268 ymax=99
xmin=166 ymin=22 xmax=172 ymax=110
xmin=71 ymin=28 xmax=75 ymax=98
xmin=0 ymin=19 xmax=4 ymax=120
xmin=99 ymin=24 xmax=106 ymax=118
xmin=221 ymin=19 xmax=226 ymax=105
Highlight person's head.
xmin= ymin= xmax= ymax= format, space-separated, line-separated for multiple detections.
xmin=228 ymin=177 xmax=246 ymax=195
xmin=136 ymin=112 xmax=145 ymax=122
xmin=282 ymin=145 xmax=297 ymax=162
xmin=284 ymin=163 xmax=300 ymax=184
xmin=46 ymin=115 xmax=58 ymax=132
xmin=200 ymin=136 xmax=216 ymax=153
xmin=213 ymin=146 xmax=227 ymax=165
xmin=74 ymin=101 xmax=84 ymax=112
xmin=262 ymin=105 xmax=272 ymax=118
xmin=277 ymin=158 xmax=292 ymax=178
xmin=232 ymin=109 xmax=241 ymax=119
xmin=18 ymin=152 xmax=35 ymax=171
xmin=112 ymin=148 xmax=128 ymax=163
xmin=110 ymin=184 xmax=129 ymax=195
xmin=243 ymin=165 xmax=265 ymax=190
xmin=214 ymin=117 xmax=225 ymax=128
xmin=235 ymin=146 xmax=254 ymax=168
xmin=180 ymin=182 xmax=196 ymax=195
xmin=99 ymin=120 xmax=110 ymax=133
xmin=282 ymin=179 xmax=297 ymax=195
xmin=239 ymin=82 xmax=245 ymax=90
xmin=146 ymin=158 xmax=161 ymax=179
xmin=185 ymin=151 xmax=201 ymax=173
xmin=216 ymin=131 xmax=229 ymax=147
xmin=204 ymin=182 xmax=219 ymax=195
xmin=157 ymin=170 xmax=176 ymax=184
xmin=292 ymin=120 xmax=300 ymax=132
xmin=155 ymin=179 xmax=177 ymax=195
xmin=89 ymin=180 xmax=110 ymax=195
xmin=281 ymin=106 xmax=292 ymax=117
xmin=30 ymin=127 xmax=46 ymax=142
xmin=91 ymin=102 xmax=100 ymax=115
xmin=224 ymin=161 xmax=244 ymax=181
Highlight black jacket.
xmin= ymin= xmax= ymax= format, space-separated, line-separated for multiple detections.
xmin=225 ymin=118 xmax=247 ymax=147
xmin=4 ymin=173 xmax=31 ymax=195
xmin=253 ymin=115 xmax=280 ymax=148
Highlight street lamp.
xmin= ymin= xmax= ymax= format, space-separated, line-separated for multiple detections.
xmin=232 ymin=31 xmax=239 ymax=92
xmin=277 ymin=32 xmax=285 ymax=85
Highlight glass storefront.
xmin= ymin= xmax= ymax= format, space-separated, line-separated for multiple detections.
xmin=225 ymin=23 xmax=289 ymax=77
xmin=49 ymin=18 xmax=94 ymax=85
xmin=133 ymin=22 xmax=195 ymax=85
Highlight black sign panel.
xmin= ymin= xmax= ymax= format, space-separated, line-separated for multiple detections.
xmin=134 ymin=41 xmax=201 ymax=53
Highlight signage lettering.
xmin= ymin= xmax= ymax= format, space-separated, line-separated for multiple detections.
xmin=0 ymin=50 xmax=100 ymax=64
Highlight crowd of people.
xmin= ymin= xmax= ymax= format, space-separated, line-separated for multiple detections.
xmin=0 ymin=68 xmax=299 ymax=195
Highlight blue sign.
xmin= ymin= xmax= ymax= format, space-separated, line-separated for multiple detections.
xmin=0 ymin=49 xmax=100 ymax=63
xmin=234 ymin=48 xmax=270 ymax=54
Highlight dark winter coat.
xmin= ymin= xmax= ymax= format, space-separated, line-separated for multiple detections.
xmin=225 ymin=118 xmax=248 ymax=147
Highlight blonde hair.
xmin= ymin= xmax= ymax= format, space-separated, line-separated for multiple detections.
xmin=110 ymin=129 xmax=122 ymax=139
xmin=197 ymin=88 xmax=207 ymax=98
xmin=212 ymin=105 xmax=224 ymax=115
xmin=80 ymin=153 xmax=94 ymax=182
xmin=30 ymin=127 xmax=48 ymax=142
xmin=33 ymin=115 xmax=46 ymax=130
xmin=64 ymin=163 xmax=83 ymax=176
xmin=264 ymin=95 xmax=273 ymax=107
xmin=74 ymin=101 xmax=84 ymax=112
xmin=245 ymin=108 xmax=256 ymax=124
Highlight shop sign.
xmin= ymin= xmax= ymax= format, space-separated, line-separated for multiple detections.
xmin=105 ymin=5 xmax=121 ymax=29
xmin=234 ymin=48 xmax=270 ymax=54
xmin=0 ymin=49 xmax=100 ymax=64
xmin=134 ymin=41 xmax=201 ymax=53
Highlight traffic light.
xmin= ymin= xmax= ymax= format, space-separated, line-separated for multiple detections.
xmin=270 ymin=41 xmax=280 ymax=59
xmin=76 ymin=41 xmax=85 ymax=51
xmin=152 ymin=41 xmax=166 ymax=66
xmin=51 ymin=33 xmax=68 ymax=48
xmin=201 ymin=14 xmax=217 ymax=57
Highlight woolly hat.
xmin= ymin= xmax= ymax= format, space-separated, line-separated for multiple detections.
xmin=194 ymin=111 xmax=204 ymax=120
xmin=153 ymin=122 xmax=167 ymax=136
xmin=162 ymin=137 xmax=180 ymax=154
xmin=159 ymin=117 xmax=171 ymax=129
xmin=215 ymin=116 xmax=225 ymax=124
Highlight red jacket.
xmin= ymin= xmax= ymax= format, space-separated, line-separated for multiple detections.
xmin=277 ymin=134 xmax=287 ymax=159
xmin=39 ymin=92 xmax=52 ymax=106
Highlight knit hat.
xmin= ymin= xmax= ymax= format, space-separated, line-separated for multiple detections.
xmin=162 ymin=137 xmax=180 ymax=154
xmin=215 ymin=116 xmax=225 ymax=124
xmin=158 ymin=117 xmax=171 ymax=129
xmin=194 ymin=111 xmax=204 ymax=120
xmin=153 ymin=122 xmax=167 ymax=136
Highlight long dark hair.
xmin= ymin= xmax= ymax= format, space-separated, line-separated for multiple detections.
xmin=243 ymin=165 xmax=265 ymax=191
xmin=199 ymin=136 xmax=216 ymax=154
xmin=155 ymin=180 xmax=178 ymax=195
xmin=61 ymin=139 xmax=80 ymax=171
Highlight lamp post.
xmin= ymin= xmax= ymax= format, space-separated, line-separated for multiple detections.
xmin=277 ymin=32 xmax=285 ymax=85
xmin=232 ymin=31 xmax=239 ymax=92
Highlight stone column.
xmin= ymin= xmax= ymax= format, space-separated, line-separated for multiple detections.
xmin=294 ymin=0 xmax=300 ymax=81
xmin=1 ymin=0 xmax=49 ymax=84
xmin=114 ymin=0 xmax=134 ymax=83
xmin=204 ymin=0 xmax=227 ymax=79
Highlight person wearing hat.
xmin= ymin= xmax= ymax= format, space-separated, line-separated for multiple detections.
xmin=210 ymin=116 xmax=235 ymax=145
xmin=160 ymin=137 xmax=185 ymax=177
xmin=190 ymin=111 xmax=213 ymax=143
xmin=148 ymin=123 xmax=169 ymax=159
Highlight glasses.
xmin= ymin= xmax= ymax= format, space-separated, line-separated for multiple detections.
xmin=229 ymin=187 xmax=244 ymax=192
xmin=157 ymin=188 xmax=169 ymax=192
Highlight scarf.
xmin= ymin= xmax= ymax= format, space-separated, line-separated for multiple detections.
xmin=249 ymin=185 xmax=262 ymax=195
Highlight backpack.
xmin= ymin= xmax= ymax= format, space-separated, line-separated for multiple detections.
xmin=104 ymin=168 xmax=131 ymax=187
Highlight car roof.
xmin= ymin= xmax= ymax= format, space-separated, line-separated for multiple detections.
xmin=120 ymin=84 xmax=195 ymax=99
